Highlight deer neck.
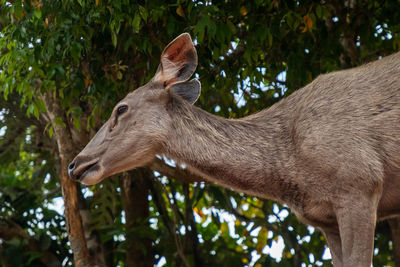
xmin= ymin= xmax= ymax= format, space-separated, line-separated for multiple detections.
xmin=163 ymin=96 xmax=300 ymax=205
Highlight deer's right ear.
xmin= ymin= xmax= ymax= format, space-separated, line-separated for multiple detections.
xmin=170 ymin=79 xmax=201 ymax=105
xmin=154 ymin=33 xmax=198 ymax=88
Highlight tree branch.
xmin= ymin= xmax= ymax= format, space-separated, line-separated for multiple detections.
xmin=40 ymin=92 xmax=95 ymax=267
xmin=0 ymin=220 xmax=61 ymax=266
xmin=120 ymin=169 xmax=154 ymax=267
xmin=0 ymin=124 xmax=26 ymax=154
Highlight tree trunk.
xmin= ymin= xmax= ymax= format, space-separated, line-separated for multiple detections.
xmin=41 ymin=93 xmax=98 ymax=267
xmin=389 ymin=217 xmax=400 ymax=266
xmin=182 ymin=184 xmax=203 ymax=267
xmin=120 ymin=169 xmax=154 ymax=267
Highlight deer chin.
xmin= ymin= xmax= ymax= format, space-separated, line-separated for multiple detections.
xmin=78 ymin=163 xmax=105 ymax=185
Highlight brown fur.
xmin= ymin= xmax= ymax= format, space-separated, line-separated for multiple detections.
xmin=69 ymin=33 xmax=400 ymax=266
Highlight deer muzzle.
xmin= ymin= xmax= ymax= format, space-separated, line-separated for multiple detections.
xmin=68 ymin=157 xmax=100 ymax=183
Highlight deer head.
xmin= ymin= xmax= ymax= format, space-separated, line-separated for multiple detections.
xmin=68 ymin=33 xmax=201 ymax=185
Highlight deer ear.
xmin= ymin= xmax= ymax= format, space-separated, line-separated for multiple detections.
xmin=170 ymin=79 xmax=201 ymax=105
xmin=154 ymin=33 xmax=198 ymax=87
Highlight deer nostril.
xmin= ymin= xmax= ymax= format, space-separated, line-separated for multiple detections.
xmin=68 ymin=162 xmax=75 ymax=170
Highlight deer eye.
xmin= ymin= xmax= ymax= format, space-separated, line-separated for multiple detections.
xmin=117 ymin=105 xmax=128 ymax=116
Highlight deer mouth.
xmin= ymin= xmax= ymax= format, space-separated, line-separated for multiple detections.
xmin=77 ymin=163 xmax=98 ymax=180
xmin=72 ymin=159 xmax=100 ymax=182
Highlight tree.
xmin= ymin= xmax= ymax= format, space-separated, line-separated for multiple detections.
xmin=1 ymin=0 xmax=399 ymax=266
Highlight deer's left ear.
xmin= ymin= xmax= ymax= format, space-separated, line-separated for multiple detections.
xmin=170 ymin=79 xmax=201 ymax=104
xmin=154 ymin=33 xmax=198 ymax=87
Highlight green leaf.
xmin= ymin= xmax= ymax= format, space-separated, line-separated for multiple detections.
xmin=220 ymin=222 xmax=229 ymax=237
xmin=316 ymin=5 xmax=323 ymax=18
xmin=139 ymin=5 xmax=148 ymax=22
xmin=132 ymin=13 xmax=141 ymax=33
xmin=48 ymin=125 xmax=53 ymax=138
xmin=54 ymin=117 xmax=66 ymax=127
xmin=33 ymin=9 xmax=42 ymax=19
xmin=27 ymin=103 xmax=34 ymax=117
xmin=111 ymin=30 xmax=118 ymax=48
xmin=70 ymin=42 xmax=82 ymax=64
xmin=226 ymin=20 xmax=236 ymax=34
xmin=43 ymin=122 xmax=51 ymax=134
xmin=13 ymin=3 xmax=24 ymax=19
xmin=256 ymin=228 xmax=269 ymax=254
xmin=73 ymin=117 xmax=81 ymax=131
xmin=36 ymin=99 xmax=47 ymax=113
xmin=33 ymin=103 xmax=39 ymax=119
xmin=209 ymin=22 xmax=217 ymax=38
xmin=58 ymin=89 xmax=64 ymax=99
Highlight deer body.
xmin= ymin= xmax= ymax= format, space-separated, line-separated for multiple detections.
xmin=69 ymin=33 xmax=400 ymax=266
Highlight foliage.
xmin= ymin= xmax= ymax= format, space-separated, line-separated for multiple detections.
xmin=0 ymin=96 xmax=68 ymax=266
xmin=1 ymin=0 xmax=400 ymax=266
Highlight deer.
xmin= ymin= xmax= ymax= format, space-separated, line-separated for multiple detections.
xmin=68 ymin=33 xmax=400 ymax=266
